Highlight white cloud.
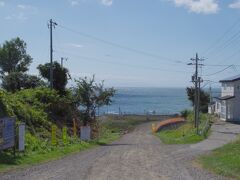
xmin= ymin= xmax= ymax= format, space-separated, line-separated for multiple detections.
xmin=5 ymin=12 xmax=28 ymax=21
xmin=5 ymin=4 xmax=37 ymax=22
xmin=70 ymin=0 xmax=79 ymax=6
xmin=229 ymin=0 xmax=240 ymax=9
xmin=17 ymin=4 xmax=27 ymax=9
xmin=66 ymin=43 xmax=84 ymax=48
xmin=17 ymin=4 xmax=37 ymax=12
xmin=170 ymin=0 xmax=219 ymax=14
xmin=0 ymin=1 xmax=5 ymax=7
xmin=101 ymin=0 xmax=113 ymax=6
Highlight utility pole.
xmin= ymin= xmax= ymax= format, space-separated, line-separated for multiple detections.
xmin=209 ymin=85 xmax=212 ymax=104
xmin=48 ymin=19 xmax=57 ymax=89
xmin=197 ymin=77 xmax=203 ymax=133
xmin=61 ymin=57 xmax=68 ymax=68
xmin=188 ymin=53 xmax=204 ymax=134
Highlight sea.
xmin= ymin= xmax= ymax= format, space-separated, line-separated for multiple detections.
xmin=99 ymin=87 xmax=192 ymax=115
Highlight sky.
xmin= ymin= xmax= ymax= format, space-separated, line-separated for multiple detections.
xmin=1 ymin=0 xmax=240 ymax=88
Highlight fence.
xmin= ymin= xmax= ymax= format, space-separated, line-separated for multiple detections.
xmin=199 ymin=115 xmax=212 ymax=137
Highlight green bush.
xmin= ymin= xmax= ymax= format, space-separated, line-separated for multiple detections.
xmin=0 ymin=88 xmax=77 ymax=137
xmin=180 ymin=109 xmax=192 ymax=118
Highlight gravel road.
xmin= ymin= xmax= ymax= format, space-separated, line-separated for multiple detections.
xmin=1 ymin=121 xmax=240 ymax=180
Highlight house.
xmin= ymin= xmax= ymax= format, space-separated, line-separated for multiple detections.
xmin=209 ymin=75 xmax=240 ymax=122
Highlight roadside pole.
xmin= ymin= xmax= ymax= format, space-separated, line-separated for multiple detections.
xmin=48 ymin=19 xmax=57 ymax=89
xmin=188 ymin=53 xmax=204 ymax=134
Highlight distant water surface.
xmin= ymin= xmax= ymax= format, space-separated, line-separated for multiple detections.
xmin=99 ymin=87 xmax=192 ymax=115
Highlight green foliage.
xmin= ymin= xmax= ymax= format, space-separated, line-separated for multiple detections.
xmin=0 ymin=37 xmax=43 ymax=92
xmin=180 ymin=109 xmax=192 ymax=118
xmin=73 ymin=76 xmax=115 ymax=126
xmin=0 ymin=116 xmax=146 ymax=172
xmin=200 ymin=137 xmax=240 ymax=179
xmin=0 ymin=37 xmax=32 ymax=74
xmin=2 ymin=72 xmax=45 ymax=92
xmin=156 ymin=123 xmax=205 ymax=144
xmin=156 ymin=112 xmax=210 ymax=144
xmin=38 ymin=61 xmax=69 ymax=95
xmin=0 ymin=88 xmax=78 ymax=136
xmin=186 ymin=87 xmax=210 ymax=113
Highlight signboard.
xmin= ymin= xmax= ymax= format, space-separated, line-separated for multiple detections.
xmin=0 ymin=117 xmax=15 ymax=150
xmin=51 ymin=125 xmax=57 ymax=146
xmin=18 ymin=123 xmax=25 ymax=151
xmin=62 ymin=127 xmax=67 ymax=144
xmin=80 ymin=126 xmax=91 ymax=141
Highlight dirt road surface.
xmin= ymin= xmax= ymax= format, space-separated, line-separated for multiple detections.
xmin=2 ymin=121 xmax=240 ymax=180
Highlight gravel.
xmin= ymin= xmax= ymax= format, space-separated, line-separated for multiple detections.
xmin=1 ymin=121 xmax=239 ymax=180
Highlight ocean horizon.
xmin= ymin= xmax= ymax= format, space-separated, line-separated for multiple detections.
xmin=99 ymin=87 xmax=193 ymax=115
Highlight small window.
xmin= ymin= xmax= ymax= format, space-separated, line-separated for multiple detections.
xmin=223 ymin=84 xmax=227 ymax=90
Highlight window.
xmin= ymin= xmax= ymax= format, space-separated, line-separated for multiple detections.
xmin=223 ymin=84 xmax=227 ymax=90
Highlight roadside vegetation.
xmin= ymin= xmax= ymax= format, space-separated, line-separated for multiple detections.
xmin=155 ymin=86 xmax=211 ymax=144
xmin=156 ymin=110 xmax=211 ymax=144
xmin=0 ymin=115 xmax=146 ymax=172
xmin=199 ymin=137 xmax=240 ymax=179
xmin=0 ymin=37 xmax=119 ymax=172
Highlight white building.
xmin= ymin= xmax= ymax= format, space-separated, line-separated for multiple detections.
xmin=209 ymin=75 xmax=240 ymax=122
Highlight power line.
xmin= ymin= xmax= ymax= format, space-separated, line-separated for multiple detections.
xmin=202 ymin=18 xmax=240 ymax=56
xmin=204 ymin=64 xmax=240 ymax=67
xmin=203 ymin=65 xmax=234 ymax=76
xmin=206 ymin=30 xmax=240 ymax=58
xmin=54 ymin=49 xmax=192 ymax=74
xmin=57 ymin=24 xmax=184 ymax=64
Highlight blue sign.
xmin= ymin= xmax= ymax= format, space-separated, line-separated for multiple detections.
xmin=0 ymin=117 xmax=15 ymax=150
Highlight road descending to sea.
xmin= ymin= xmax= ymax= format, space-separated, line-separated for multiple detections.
xmin=2 ymin=121 xmax=239 ymax=180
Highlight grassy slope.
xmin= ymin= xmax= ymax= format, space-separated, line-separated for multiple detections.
xmin=199 ymin=138 xmax=240 ymax=179
xmin=156 ymin=123 xmax=205 ymax=144
xmin=0 ymin=115 xmax=145 ymax=173
xmin=156 ymin=113 xmax=210 ymax=144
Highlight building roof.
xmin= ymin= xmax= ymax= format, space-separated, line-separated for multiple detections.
xmin=219 ymin=74 xmax=240 ymax=83
xmin=215 ymin=95 xmax=235 ymax=101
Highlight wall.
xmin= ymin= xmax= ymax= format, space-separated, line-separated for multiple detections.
xmin=221 ymin=82 xmax=234 ymax=97
xmin=233 ymin=80 xmax=240 ymax=121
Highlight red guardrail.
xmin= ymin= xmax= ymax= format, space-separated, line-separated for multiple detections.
xmin=152 ymin=117 xmax=185 ymax=133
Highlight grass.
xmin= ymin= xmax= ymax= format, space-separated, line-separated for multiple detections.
xmin=199 ymin=138 xmax=240 ymax=179
xmin=156 ymin=113 xmax=211 ymax=144
xmin=156 ymin=123 xmax=206 ymax=144
xmin=0 ymin=141 xmax=95 ymax=172
xmin=0 ymin=115 xmax=146 ymax=173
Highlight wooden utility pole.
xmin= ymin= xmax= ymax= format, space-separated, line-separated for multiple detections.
xmin=188 ymin=53 xmax=204 ymax=134
xmin=48 ymin=19 xmax=57 ymax=89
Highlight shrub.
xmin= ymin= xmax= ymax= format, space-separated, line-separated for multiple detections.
xmin=0 ymin=88 xmax=78 ymax=136
xmin=180 ymin=109 xmax=192 ymax=118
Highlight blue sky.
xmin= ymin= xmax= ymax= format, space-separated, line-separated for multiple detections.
xmin=1 ymin=0 xmax=240 ymax=87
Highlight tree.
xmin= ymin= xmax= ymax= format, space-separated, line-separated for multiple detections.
xmin=0 ymin=37 xmax=42 ymax=92
xmin=186 ymin=87 xmax=210 ymax=113
xmin=38 ymin=61 xmax=69 ymax=94
xmin=2 ymin=72 xmax=44 ymax=92
xmin=73 ymin=76 xmax=115 ymax=126
xmin=0 ymin=37 xmax=32 ymax=75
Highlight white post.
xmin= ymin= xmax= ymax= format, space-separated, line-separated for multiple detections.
xmin=80 ymin=126 xmax=91 ymax=141
xmin=18 ymin=123 xmax=25 ymax=151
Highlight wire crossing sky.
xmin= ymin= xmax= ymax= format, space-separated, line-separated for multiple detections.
xmin=1 ymin=0 xmax=240 ymax=87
